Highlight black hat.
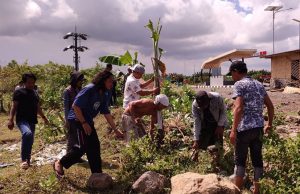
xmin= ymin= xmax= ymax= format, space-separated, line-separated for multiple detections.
xmin=70 ymin=71 xmax=84 ymax=86
xmin=228 ymin=61 xmax=247 ymax=75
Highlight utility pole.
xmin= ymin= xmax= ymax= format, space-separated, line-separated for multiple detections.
xmin=63 ymin=27 xmax=88 ymax=71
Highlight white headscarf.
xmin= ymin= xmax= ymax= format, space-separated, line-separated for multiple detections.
xmin=154 ymin=94 xmax=169 ymax=106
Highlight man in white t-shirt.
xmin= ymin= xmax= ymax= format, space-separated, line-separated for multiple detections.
xmin=123 ymin=64 xmax=159 ymax=109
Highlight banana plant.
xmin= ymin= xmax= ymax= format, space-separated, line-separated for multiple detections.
xmin=145 ymin=18 xmax=165 ymax=145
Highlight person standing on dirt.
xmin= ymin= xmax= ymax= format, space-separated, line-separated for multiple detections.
xmin=63 ymin=71 xmax=85 ymax=162
xmin=123 ymin=64 xmax=159 ymax=109
xmin=122 ymin=94 xmax=169 ymax=143
xmin=192 ymin=91 xmax=228 ymax=152
xmin=7 ymin=73 xmax=49 ymax=169
xmin=229 ymin=61 xmax=274 ymax=194
xmin=53 ymin=70 xmax=123 ymax=178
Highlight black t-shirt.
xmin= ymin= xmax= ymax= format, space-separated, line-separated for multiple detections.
xmin=13 ymin=88 xmax=39 ymax=124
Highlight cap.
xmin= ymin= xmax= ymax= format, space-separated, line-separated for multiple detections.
xmin=195 ymin=91 xmax=208 ymax=102
xmin=131 ymin=64 xmax=145 ymax=74
xmin=228 ymin=61 xmax=247 ymax=75
xmin=154 ymin=94 xmax=169 ymax=106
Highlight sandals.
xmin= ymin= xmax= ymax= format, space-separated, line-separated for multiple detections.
xmin=53 ymin=160 xmax=64 ymax=180
xmin=20 ymin=161 xmax=29 ymax=170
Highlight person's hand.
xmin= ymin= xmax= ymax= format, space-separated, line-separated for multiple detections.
xmin=192 ymin=140 xmax=199 ymax=149
xmin=153 ymin=87 xmax=160 ymax=95
xmin=230 ymin=130 xmax=236 ymax=145
xmin=82 ymin=123 xmax=92 ymax=135
xmin=264 ymin=125 xmax=272 ymax=134
xmin=114 ymin=129 xmax=124 ymax=139
xmin=7 ymin=120 xmax=14 ymax=130
xmin=215 ymin=126 xmax=224 ymax=138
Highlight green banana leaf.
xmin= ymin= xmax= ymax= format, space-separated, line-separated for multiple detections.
xmin=119 ymin=51 xmax=133 ymax=65
xmin=99 ymin=55 xmax=124 ymax=66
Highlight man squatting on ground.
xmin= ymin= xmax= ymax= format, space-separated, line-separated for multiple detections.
xmin=192 ymin=90 xmax=228 ymax=152
xmin=122 ymin=94 xmax=169 ymax=143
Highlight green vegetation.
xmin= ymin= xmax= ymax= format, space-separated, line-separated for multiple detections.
xmin=0 ymin=60 xmax=299 ymax=193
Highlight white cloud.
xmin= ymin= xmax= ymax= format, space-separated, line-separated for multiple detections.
xmin=52 ymin=0 xmax=77 ymax=19
xmin=25 ymin=0 xmax=42 ymax=19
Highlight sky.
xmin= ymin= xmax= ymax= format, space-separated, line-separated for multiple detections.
xmin=0 ymin=0 xmax=300 ymax=75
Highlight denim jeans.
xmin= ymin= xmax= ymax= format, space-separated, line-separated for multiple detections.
xmin=17 ymin=121 xmax=36 ymax=162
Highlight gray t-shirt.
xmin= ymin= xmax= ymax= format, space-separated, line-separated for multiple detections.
xmin=232 ymin=76 xmax=266 ymax=132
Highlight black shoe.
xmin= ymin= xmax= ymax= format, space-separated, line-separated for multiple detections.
xmin=77 ymin=158 xmax=87 ymax=163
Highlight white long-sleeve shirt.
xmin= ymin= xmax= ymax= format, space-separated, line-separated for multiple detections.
xmin=192 ymin=92 xmax=228 ymax=140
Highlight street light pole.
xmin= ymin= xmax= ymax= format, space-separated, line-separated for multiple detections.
xmin=63 ymin=27 xmax=88 ymax=71
xmin=265 ymin=6 xmax=292 ymax=54
xmin=292 ymin=19 xmax=300 ymax=52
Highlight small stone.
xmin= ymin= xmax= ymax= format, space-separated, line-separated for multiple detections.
xmin=132 ymin=171 xmax=167 ymax=194
xmin=87 ymin=173 xmax=113 ymax=190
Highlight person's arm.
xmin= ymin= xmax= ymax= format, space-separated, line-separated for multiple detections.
xmin=230 ymin=96 xmax=244 ymax=145
xmin=150 ymin=113 xmax=157 ymax=132
xmin=264 ymin=94 xmax=274 ymax=134
xmin=217 ymin=97 xmax=228 ymax=127
xmin=192 ymin=101 xmax=201 ymax=149
xmin=136 ymin=88 xmax=159 ymax=96
xmin=140 ymin=77 xmax=154 ymax=88
xmin=7 ymin=101 xmax=18 ymax=130
xmin=215 ymin=97 xmax=227 ymax=137
xmin=104 ymin=114 xmax=123 ymax=138
xmin=150 ymin=113 xmax=158 ymax=139
xmin=37 ymin=103 xmax=49 ymax=124
xmin=73 ymin=104 xmax=92 ymax=135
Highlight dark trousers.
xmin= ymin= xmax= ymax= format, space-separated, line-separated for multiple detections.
xmin=60 ymin=120 xmax=102 ymax=173
xmin=198 ymin=127 xmax=223 ymax=150
xmin=66 ymin=123 xmax=77 ymax=153
xmin=235 ymin=127 xmax=263 ymax=168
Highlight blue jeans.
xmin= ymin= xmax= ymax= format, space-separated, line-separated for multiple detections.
xmin=17 ymin=121 xmax=36 ymax=162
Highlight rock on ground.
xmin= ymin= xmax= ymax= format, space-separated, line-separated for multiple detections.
xmin=132 ymin=171 xmax=167 ymax=194
xmin=87 ymin=173 xmax=113 ymax=190
xmin=171 ymin=172 xmax=240 ymax=194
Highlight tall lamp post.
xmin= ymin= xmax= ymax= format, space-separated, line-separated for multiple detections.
xmin=292 ymin=19 xmax=300 ymax=52
xmin=63 ymin=27 xmax=88 ymax=71
xmin=264 ymin=6 xmax=293 ymax=54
